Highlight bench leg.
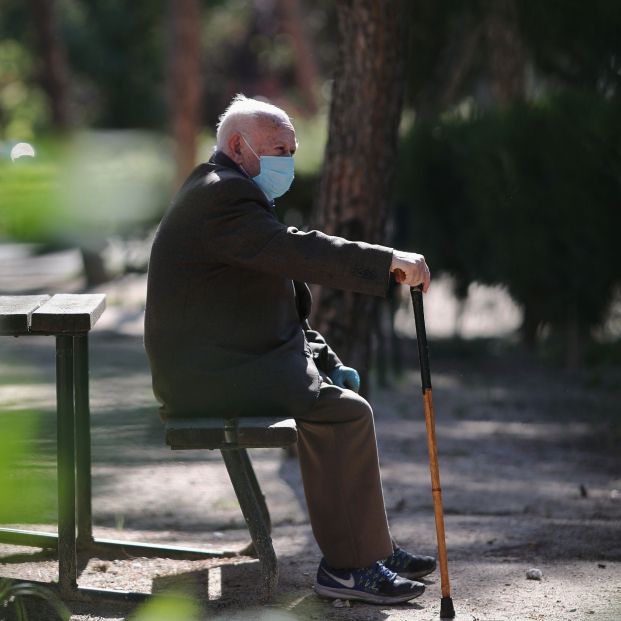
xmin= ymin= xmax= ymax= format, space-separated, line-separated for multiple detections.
xmin=74 ymin=335 xmax=93 ymax=547
xmin=220 ymin=449 xmax=278 ymax=601
xmin=238 ymin=448 xmax=271 ymax=536
xmin=56 ymin=335 xmax=78 ymax=597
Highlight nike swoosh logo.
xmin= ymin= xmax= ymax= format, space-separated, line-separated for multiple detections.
xmin=322 ymin=568 xmax=355 ymax=588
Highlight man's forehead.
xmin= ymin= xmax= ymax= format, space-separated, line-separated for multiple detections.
xmin=256 ymin=119 xmax=296 ymax=145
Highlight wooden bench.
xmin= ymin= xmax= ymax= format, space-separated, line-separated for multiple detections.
xmin=164 ymin=416 xmax=298 ymax=599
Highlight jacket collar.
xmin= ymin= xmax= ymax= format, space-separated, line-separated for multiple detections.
xmin=209 ymin=150 xmax=249 ymax=178
xmin=209 ymin=149 xmax=275 ymax=209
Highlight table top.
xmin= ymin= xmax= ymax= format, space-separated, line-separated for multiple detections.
xmin=0 ymin=293 xmax=106 ymax=335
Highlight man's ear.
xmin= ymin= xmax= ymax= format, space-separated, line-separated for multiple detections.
xmin=228 ymin=133 xmax=243 ymax=162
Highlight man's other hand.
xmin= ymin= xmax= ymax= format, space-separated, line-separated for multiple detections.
xmin=329 ymin=366 xmax=361 ymax=393
xmin=391 ymin=250 xmax=431 ymax=292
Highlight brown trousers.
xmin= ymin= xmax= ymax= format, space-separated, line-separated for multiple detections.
xmin=295 ymin=377 xmax=394 ymax=569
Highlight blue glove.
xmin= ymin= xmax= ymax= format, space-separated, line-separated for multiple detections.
xmin=329 ymin=365 xmax=361 ymax=393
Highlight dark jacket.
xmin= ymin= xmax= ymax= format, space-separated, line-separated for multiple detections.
xmin=144 ymin=151 xmax=393 ymax=419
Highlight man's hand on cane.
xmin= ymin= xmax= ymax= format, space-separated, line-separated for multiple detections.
xmin=390 ymin=250 xmax=431 ymax=292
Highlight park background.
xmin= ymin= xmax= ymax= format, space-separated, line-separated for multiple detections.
xmin=0 ymin=1 xmax=620 ymax=620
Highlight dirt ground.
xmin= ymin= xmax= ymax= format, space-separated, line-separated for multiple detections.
xmin=0 ymin=268 xmax=620 ymax=621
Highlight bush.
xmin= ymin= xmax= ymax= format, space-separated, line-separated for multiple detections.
xmin=395 ymin=91 xmax=621 ymax=360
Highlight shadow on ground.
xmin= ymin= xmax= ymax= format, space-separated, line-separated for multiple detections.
xmin=1 ymin=329 xmax=620 ymax=620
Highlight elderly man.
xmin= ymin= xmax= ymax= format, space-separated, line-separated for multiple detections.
xmin=144 ymin=95 xmax=434 ymax=605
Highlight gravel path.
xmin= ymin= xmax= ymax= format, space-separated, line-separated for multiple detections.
xmin=0 ymin=254 xmax=619 ymax=621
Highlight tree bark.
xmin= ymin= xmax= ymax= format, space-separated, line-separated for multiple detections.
xmin=483 ymin=0 xmax=526 ymax=106
xmin=311 ymin=0 xmax=411 ymax=396
xmin=30 ymin=0 xmax=69 ymax=129
xmin=169 ymin=0 xmax=202 ymax=187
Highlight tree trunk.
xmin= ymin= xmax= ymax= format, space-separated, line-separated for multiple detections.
xmin=483 ymin=0 xmax=526 ymax=106
xmin=277 ymin=0 xmax=320 ymax=115
xmin=169 ymin=0 xmax=202 ymax=187
xmin=311 ymin=0 xmax=411 ymax=396
xmin=30 ymin=0 xmax=69 ymax=129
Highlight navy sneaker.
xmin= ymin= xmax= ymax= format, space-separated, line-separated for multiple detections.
xmin=314 ymin=558 xmax=425 ymax=604
xmin=384 ymin=546 xmax=437 ymax=579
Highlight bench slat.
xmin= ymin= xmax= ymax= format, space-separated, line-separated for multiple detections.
xmin=0 ymin=295 xmax=51 ymax=335
xmin=30 ymin=293 xmax=106 ymax=334
xmin=165 ymin=417 xmax=297 ymax=450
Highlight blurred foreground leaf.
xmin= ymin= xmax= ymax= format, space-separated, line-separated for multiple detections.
xmin=0 ymin=131 xmax=173 ymax=245
xmin=0 ymin=579 xmax=70 ymax=621
xmin=212 ymin=612 xmax=298 ymax=620
xmin=128 ymin=591 xmax=201 ymax=621
xmin=127 ymin=590 xmax=300 ymax=621
xmin=0 ymin=144 xmax=63 ymax=241
xmin=60 ymin=130 xmax=174 ymax=234
xmin=0 ymin=409 xmax=55 ymax=524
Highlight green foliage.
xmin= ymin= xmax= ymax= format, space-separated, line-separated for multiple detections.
xmin=403 ymin=0 xmax=621 ymax=119
xmin=0 ymin=580 xmax=70 ymax=621
xmin=517 ymin=0 xmax=621 ymax=95
xmin=0 ymin=0 xmax=338 ymax=133
xmin=60 ymin=0 xmax=167 ymax=129
xmin=0 ymin=40 xmax=49 ymax=140
xmin=0 ymin=409 xmax=56 ymax=524
xmin=128 ymin=590 xmax=300 ymax=621
xmin=0 ymin=132 xmax=173 ymax=243
xmin=211 ymin=612 xmax=298 ymax=621
xmin=59 ymin=130 xmax=174 ymax=233
xmin=128 ymin=591 xmax=201 ymax=621
xmin=404 ymin=1 xmax=485 ymax=110
xmin=0 ymin=400 xmax=65 ymax=620
xmin=0 ymin=141 xmax=64 ymax=241
xmin=0 ymin=351 xmax=63 ymax=620
xmin=395 ymin=91 xmax=621 ymax=346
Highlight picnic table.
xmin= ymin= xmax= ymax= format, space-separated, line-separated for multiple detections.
xmin=0 ymin=294 xmax=297 ymax=601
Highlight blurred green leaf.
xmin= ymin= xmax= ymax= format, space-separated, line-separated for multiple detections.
xmin=0 ymin=131 xmax=173 ymax=243
xmin=0 ymin=39 xmax=49 ymax=141
xmin=0 ymin=579 xmax=70 ymax=621
xmin=0 ymin=151 xmax=63 ymax=241
xmin=0 ymin=409 xmax=56 ymax=524
xmin=128 ymin=591 xmax=201 ymax=621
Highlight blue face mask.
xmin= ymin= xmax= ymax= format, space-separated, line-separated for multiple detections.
xmin=242 ymin=135 xmax=295 ymax=201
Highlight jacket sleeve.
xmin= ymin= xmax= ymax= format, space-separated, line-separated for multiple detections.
xmin=200 ymin=176 xmax=394 ymax=298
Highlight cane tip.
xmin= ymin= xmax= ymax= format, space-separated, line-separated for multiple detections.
xmin=440 ymin=596 xmax=455 ymax=619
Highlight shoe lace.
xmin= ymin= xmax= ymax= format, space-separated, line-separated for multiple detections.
xmin=358 ymin=562 xmax=397 ymax=592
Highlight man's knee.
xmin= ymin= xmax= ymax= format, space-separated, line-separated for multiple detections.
xmin=338 ymin=389 xmax=374 ymax=422
xmin=298 ymin=385 xmax=375 ymax=425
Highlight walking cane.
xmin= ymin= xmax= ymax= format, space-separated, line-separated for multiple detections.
xmin=399 ymin=277 xmax=456 ymax=619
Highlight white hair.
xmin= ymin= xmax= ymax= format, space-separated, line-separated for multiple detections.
xmin=216 ymin=94 xmax=292 ymax=151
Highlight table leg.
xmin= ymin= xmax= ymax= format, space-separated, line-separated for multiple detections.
xmin=56 ymin=335 xmax=77 ymax=596
xmin=74 ymin=335 xmax=93 ymax=546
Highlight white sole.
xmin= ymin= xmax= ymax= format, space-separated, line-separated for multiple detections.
xmin=314 ymin=583 xmax=424 ymax=604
